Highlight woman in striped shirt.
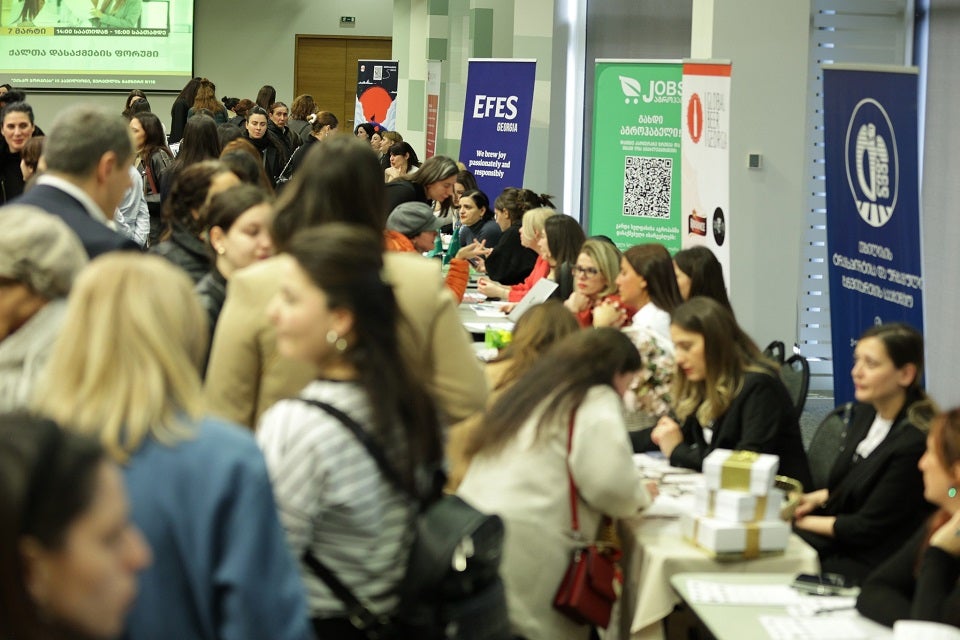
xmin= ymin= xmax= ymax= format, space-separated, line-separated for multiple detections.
xmin=257 ymin=223 xmax=443 ymax=638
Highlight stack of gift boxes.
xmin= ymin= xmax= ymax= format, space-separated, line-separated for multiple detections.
xmin=680 ymin=449 xmax=791 ymax=559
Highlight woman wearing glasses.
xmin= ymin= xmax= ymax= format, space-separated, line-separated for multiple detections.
xmin=563 ymin=238 xmax=635 ymax=328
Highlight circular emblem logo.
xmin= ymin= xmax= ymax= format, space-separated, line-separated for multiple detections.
xmin=712 ymin=207 xmax=726 ymax=247
xmin=687 ymin=93 xmax=703 ymax=143
xmin=844 ymin=98 xmax=898 ymax=228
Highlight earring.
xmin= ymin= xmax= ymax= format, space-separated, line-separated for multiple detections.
xmin=216 ymin=247 xmax=225 ymax=255
xmin=325 ymin=330 xmax=348 ymax=352
xmin=949 ymin=487 xmax=957 ymax=499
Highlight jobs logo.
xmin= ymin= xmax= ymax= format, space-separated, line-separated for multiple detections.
xmin=844 ymin=98 xmax=899 ymax=228
xmin=619 ymin=76 xmax=682 ymax=104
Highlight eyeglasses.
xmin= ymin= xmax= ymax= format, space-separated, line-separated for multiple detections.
xmin=573 ymin=266 xmax=600 ymax=277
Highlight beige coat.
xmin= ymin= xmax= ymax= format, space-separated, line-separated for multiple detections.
xmin=204 ymin=252 xmax=488 ymax=429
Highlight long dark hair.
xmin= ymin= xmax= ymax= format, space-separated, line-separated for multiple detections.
xmin=388 ymin=141 xmax=421 ymax=168
xmin=468 ymin=328 xmax=641 ymax=455
xmin=285 ymin=225 xmax=442 ymax=492
xmin=173 ymin=114 xmax=220 ymax=169
xmin=173 ymin=77 xmax=201 ymax=109
xmin=544 ymin=214 xmax=585 ymax=266
xmin=272 ymin=136 xmax=386 ymax=248
xmin=623 ymin=243 xmax=683 ymax=313
xmin=859 ymin=322 xmax=934 ymax=426
xmin=161 ymin=160 xmax=231 ymax=240
xmin=494 ymin=187 xmax=553 ymax=225
xmin=673 ymin=246 xmax=732 ymax=312
xmin=132 ymin=111 xmax=172 ymax=165
xmin=671 ymin=296 xmax=767 ymax=423
xmin=0 ymin=415 xmax=106 ymax=640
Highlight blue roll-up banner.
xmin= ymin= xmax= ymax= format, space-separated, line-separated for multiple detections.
xmin=823 ymin=65 xmax=924 ymax=403
xmin=459 ymin=59 xmax=536 ymax=199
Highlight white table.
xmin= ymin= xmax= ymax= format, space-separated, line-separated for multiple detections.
xmin=669 ymin=572 xmax=893 ymax=639
xmin=610 ymin=456 xmax=821 ymax=640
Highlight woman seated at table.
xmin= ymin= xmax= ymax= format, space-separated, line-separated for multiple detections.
xmin=631 ymin=296 xmax=812 ymax=488
xmin=458 ymin=189 xmax=502 ymax=249
xmin=857 ymin=407 xmax=960 ymax=627
xmin=673 ymin=245 xmax=733 ymax=313
xmin=793 ymin=323 xmax=935 ymax=584
xmin=596 ymin=243 xmax=682 ymax=429
xmin=563 ymin=238 xmax=635 ymax=328
xmin=481 ymin=187 xmax=551 ymax=286
xmin=478 ymin=206 xmax=555 ymax=301
xmin=458 ymin=328 xmax=653 ymax=640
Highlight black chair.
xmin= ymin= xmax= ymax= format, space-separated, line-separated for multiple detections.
xmin=780 ymin=353 xmax=810 ymax=421
xmin=806 ymin=402 xmax=854 ymax=490
xmin=763 ymin=340 xmax=786 ymax=364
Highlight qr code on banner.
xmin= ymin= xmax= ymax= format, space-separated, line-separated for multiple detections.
xmin=373 ymin=66 xmax=383 ymax=81
xmin=623 ymin=156 xmax=673 ymax=218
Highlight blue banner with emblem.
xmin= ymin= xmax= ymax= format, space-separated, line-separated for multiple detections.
xmin=459 ymin=59 xmax=536 ymax=200
xmin=823 ymin=65 xmax=924 ymax=402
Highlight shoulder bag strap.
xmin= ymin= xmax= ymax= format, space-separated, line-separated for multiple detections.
xmin=565 ymin=411 xmax=580 ymax=533
xmin=297 ymin=398 xmax=409 ymax=496
xmin=296 ymin=398 xmax=398 ymax=632
xmin=143 ymin=159 xmax=159 ymax=194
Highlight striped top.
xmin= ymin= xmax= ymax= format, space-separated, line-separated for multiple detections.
xmin=257 ymin=380 xmax=413 ymax=618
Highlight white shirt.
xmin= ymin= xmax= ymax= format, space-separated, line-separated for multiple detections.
xmin=854 ymin=414 xmax=894 ymax=460
xmin=631 ymin=301 xmax=673 ymax=347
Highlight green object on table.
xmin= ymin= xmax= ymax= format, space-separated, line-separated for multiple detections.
xmin=485 ymin=328 xmax=512 ymax=350
xmin=443 ymin=230 xmax=460 ymax=265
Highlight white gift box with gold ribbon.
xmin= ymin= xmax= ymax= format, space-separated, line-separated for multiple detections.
xmin=680 ymin=513 xmax=791 ymax=558
xmin=693 ymin=486 xmax=784 ymax=523
xmin=702 ymin=449 xmax=779 ymax=496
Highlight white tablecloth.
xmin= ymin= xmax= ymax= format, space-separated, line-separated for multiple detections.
xmin=608 ymin=456 xmax=821 ymax=640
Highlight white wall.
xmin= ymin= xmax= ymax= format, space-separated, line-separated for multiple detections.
xmin=692 ymin=0 xmax=812 ymax=349
xmin=24 ymin=1 xmax=392 ymax=129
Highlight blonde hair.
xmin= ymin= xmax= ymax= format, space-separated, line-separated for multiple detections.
xmin=579 ymin=238 xmax=620 ymax=298
xmin=33 ymin=254 xmax=207 ymax=463
xmin=520 ymin=206 xmax=555 ymax=243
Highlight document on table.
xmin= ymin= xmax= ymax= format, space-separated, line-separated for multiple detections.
xmin=759 ymin=614 xmax=873 ymax=639
xmin=469 ymin=303 xmax=508 ymax=317
xmin=685 ymin=579 xmax=805 ymax=606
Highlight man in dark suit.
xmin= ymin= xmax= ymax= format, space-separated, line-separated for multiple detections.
xmin=7 ymin=105 xmax=140 ymax=258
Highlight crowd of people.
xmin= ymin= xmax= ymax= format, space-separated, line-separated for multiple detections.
xmin=0 ymin=77 xmax=958 ymax=639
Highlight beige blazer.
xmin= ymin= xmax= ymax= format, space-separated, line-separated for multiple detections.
xmin=204 ymin=251 xmax=488 ymax=429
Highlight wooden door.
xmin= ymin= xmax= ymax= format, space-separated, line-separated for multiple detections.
xmin=294 ymin=36 xmax=393 ymax=131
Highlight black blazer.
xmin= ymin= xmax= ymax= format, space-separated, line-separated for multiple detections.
xmin=857 ymin=523 xmax=960 ymax=628
xmin=797 ymin=402 xmax=933 ymax=583
xmin=12 ymin=184 xmax=140 ymax=258
xmin=631 ymin=369 xmax=812 ymax=489
xmin=483 ymin=223 xmax=538 ymax=285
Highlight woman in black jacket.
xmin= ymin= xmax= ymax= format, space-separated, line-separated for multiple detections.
xmin=856 ymin=407 xmax=960 ymax=628
xmin=632 ymin=296 xmax=812 ymax=488
xmin=794 ymin=323 xmax=935 ymax=583
xmin=242 ymin=106 xmax=288 ymax=187
xmin=129 ymin=111 xmax=173 ymax=245
xmin=482 ymin=187 xmax=550 ymax=285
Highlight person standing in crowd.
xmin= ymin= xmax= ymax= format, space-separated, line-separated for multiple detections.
xmin=794 ymin=323 xmax=935 ymax=583
xmin=0 ymin=206 xmax=88 ymax=412
xmin=169 ymin=77 xmax=201 ymax=144
xmin=205 ymin=136 xmax=486 ymax=429
xmin=10 ymin=106 xmax=139 ymax=257
xmin=129 ymin=111 xmax=173 ymax=245
xmin=258 ymin=224 xmax=443 ymax=637
xmin=0 ymin=415 xmax=152 ymax=640
xmin=288 ymin=94 xmax=317 ymax=142
xmin=857 ymin=407 xmax=960 ymax=628
xmin=197 ymin=184 xmax=275 ymax=350
xmin=121 ymin=89 xmax=147 ymax=119
xmin=34 ymin=254 xmax=313 ymax=640
xmin=256 ymin=85 xmax=277 ymax=111
xmin=242 ymin=106 xmax=288 ymax=187
xmin=269 ymin=102 xmax=302 ymax=155
xmin=458 ymin=329 xmax=653 ymax=640
xmin=278 ymin=111 xmax=338 ymax=184
xmin=159 ymin=113 xmax=221 ymax=198
xmin=187 ymin=78 xmax=229 ymax=125
xmin=633 ymin=296 xmax=813 ymax=488
xmin=384 ymin=154 xmax=459 ymax=221
xmin=1 ymin=102 xmax=38 ymax=204
xmin=152 ymin=160 xmax=240 ymax=283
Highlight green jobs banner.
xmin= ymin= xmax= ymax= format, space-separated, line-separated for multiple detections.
xmin=588 ymin=60 xmax=683 ymax=252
